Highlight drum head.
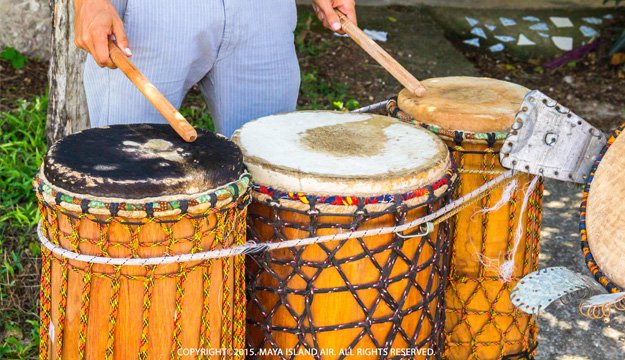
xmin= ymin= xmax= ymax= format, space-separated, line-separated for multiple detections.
xmin=43 ymin=124 xmax=244 ymax=199
xmin=586 ymin=125 xmax=625 ymax=289
xmin=397 ymin=76 xmax=529 ymax=134
xmin=232 ymin=111 xmax=450 ymax=196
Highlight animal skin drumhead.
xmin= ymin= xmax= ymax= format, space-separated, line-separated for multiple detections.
xmin=231 ymin=111 xmax=451 ymax=196
xmin=397 ymin=76 xmax=529 ymax=133
xmin=43 ymin=124 xmax=244 ymax=199
xmin=587 ymin=131 xmax=625 ymax=288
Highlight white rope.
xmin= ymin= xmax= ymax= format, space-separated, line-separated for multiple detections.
xmin=37 ymin=170 xmax=516 ymax=267
xmin=473 ymin=176 xmax=540 ymax=282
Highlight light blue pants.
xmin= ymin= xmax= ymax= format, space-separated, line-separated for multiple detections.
xmin=84 ymin=0 xmax=300 ymax=138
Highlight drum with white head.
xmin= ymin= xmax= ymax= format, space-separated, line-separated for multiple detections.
xmin=233 ymin=111 xmax=457 ymax=359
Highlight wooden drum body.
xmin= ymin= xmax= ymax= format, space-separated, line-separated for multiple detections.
xmin=35 ymin=124 xmax=250 ymax=360
xmin=389 ymin=77 xmax=543 ymax=360
xmin=233 ymin=111 xmax=457 ymax=359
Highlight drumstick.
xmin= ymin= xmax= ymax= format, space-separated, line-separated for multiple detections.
xmin=108 ymin=42 xmax=198 ymax=142
xmin=334 ymin=9 xmax=426 ymax=97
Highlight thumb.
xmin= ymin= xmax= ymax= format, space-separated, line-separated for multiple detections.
xmin=112 ymin=20 xmax=132 ymax=56
xmin=318 ymin=1 xmax=342 ymax=32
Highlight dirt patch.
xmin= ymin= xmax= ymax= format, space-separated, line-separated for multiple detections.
xmin=0 ymin=58 xmax=48 ymax=112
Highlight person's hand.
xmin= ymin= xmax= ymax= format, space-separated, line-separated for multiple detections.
xmin=73 ymin=0 xmax=131 ymax=69
xmin=312 ymin=0 xmax=357 ymax=35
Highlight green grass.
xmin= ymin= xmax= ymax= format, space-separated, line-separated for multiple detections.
xmin=0 ymin=93 xmax=47 ymax=359
xmin=179 ymin=92 xmax=215 ymax=132
xmin=299 ymin=69 xmax=360 ymax=111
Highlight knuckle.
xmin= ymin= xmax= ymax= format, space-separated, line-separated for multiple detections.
xmin=88 ymin=24 xmax=105 ymax=35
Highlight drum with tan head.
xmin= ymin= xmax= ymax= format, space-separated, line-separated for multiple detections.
xmin=35 ymin=124 xmax=250 ymax=360
xmin=388 ymin=77 xmax=542 ymax=360
xmin=233 ymin=111 xmax=457 ymax=359
xmin=581 ymin=123 xmax=625 ymax=294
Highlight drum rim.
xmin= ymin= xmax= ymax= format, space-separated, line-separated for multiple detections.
xmin=33 ymin=168 xmax=251 ymax=217
xmin=387 ymin=96 xmax=509 ymax=145
xmin=234 ymin=111 xmax=453 ymax=196
xmin=580 ymin=122 xmax=625 ymax=294
xmin=251 ymin=163 xmax=456 ymax=208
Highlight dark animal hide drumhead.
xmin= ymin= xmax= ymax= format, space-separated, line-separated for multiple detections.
xmin=43 ymin=124 xmax=244 ymax=199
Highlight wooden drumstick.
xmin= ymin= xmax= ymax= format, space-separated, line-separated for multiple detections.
xmin=108 ymin=42 xmax=198 ymax=142
xmin=334 ymin=9 xmax=426 ymax=97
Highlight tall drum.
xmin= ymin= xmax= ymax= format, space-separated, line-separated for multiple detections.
xmin=35 ymin=124 xmax=250 ymax=359
xmin=233 ymin=111 xmax=457 ymax=359
xmin=388 ymin=77 xmax=543 ymax=360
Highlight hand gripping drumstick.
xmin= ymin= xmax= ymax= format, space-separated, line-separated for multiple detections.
xmin=108 ymin=42 xmax=198 ymax=142
xmin=335 ymin=10 xmax=426 ymax=96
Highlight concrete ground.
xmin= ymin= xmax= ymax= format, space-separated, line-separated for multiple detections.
xmin=340 ymin=6 xmax=624 ymax=360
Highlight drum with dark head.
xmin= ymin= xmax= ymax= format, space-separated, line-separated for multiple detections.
xmin=35 ymin=124 xmax=250 ymax=359
xmin=233 ymin=111 xmax=457 ymax=359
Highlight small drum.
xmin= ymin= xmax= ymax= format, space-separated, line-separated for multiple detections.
xmin=233 ymin=111 xmax=457 ymax=359
xmin=581 ymin=122 xmax=625 ymax=293
xmin=388 ymin=77 xmax=543 ymax=360
xmin=35 ymin=124 xmax=250 ymax=359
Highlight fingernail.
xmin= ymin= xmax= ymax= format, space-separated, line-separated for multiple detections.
xmin=332 ymin=22 xmax=341 ymax=31
xmin=124 ymin=48 xmax=132 ymax=56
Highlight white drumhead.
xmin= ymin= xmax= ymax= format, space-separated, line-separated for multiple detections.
xmin=232 ymin=111 xmax=450 ymax=196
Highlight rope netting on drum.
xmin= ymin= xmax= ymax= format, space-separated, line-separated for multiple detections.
xmin=387 ymin=98 xmax=543 ymax=360
xmin=245 ymin=172 xmax=458 ymax=360
xmin=36 ymin=191 xmax=249 ymax=360
xmin=445 ymin=147 xmax=542 ymax=360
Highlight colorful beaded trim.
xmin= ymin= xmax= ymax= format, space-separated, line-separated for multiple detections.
xmin=33 ymin=171 xmax=252 ymax=214
xmin=386 ymin=96 xmax=509 ymax=143
xmin=580 ymin=122 xmax=625 ymax=293
xmin=251 ymin=165 xmax=457 ymax=206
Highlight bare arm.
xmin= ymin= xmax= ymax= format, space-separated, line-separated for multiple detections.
xmin=312 ymin=0 xmax=357 ymax=35
xmin=73 ymin=0 xmax=131 ymax=69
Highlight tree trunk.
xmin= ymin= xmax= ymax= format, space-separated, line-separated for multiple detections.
xmin=47 ymin=0 xmax=89 ymax=146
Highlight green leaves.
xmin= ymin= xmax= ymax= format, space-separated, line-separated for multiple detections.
xmin=0 ymin=47 xmax=28 ymax=70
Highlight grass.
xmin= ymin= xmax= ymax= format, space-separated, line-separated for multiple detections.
xmin=0 ymin=93 xmax=47 ymax=359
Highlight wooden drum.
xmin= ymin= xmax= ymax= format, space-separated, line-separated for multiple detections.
xmin=233 ymin=111 xmax=458 ymax=359
xmin=388 ymin=77 xmax=543 ymax=360
xmin=581 ymin=122 xmax=625 ymax=294
xmin=35 ymin=124 xmax=250 ymax=360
